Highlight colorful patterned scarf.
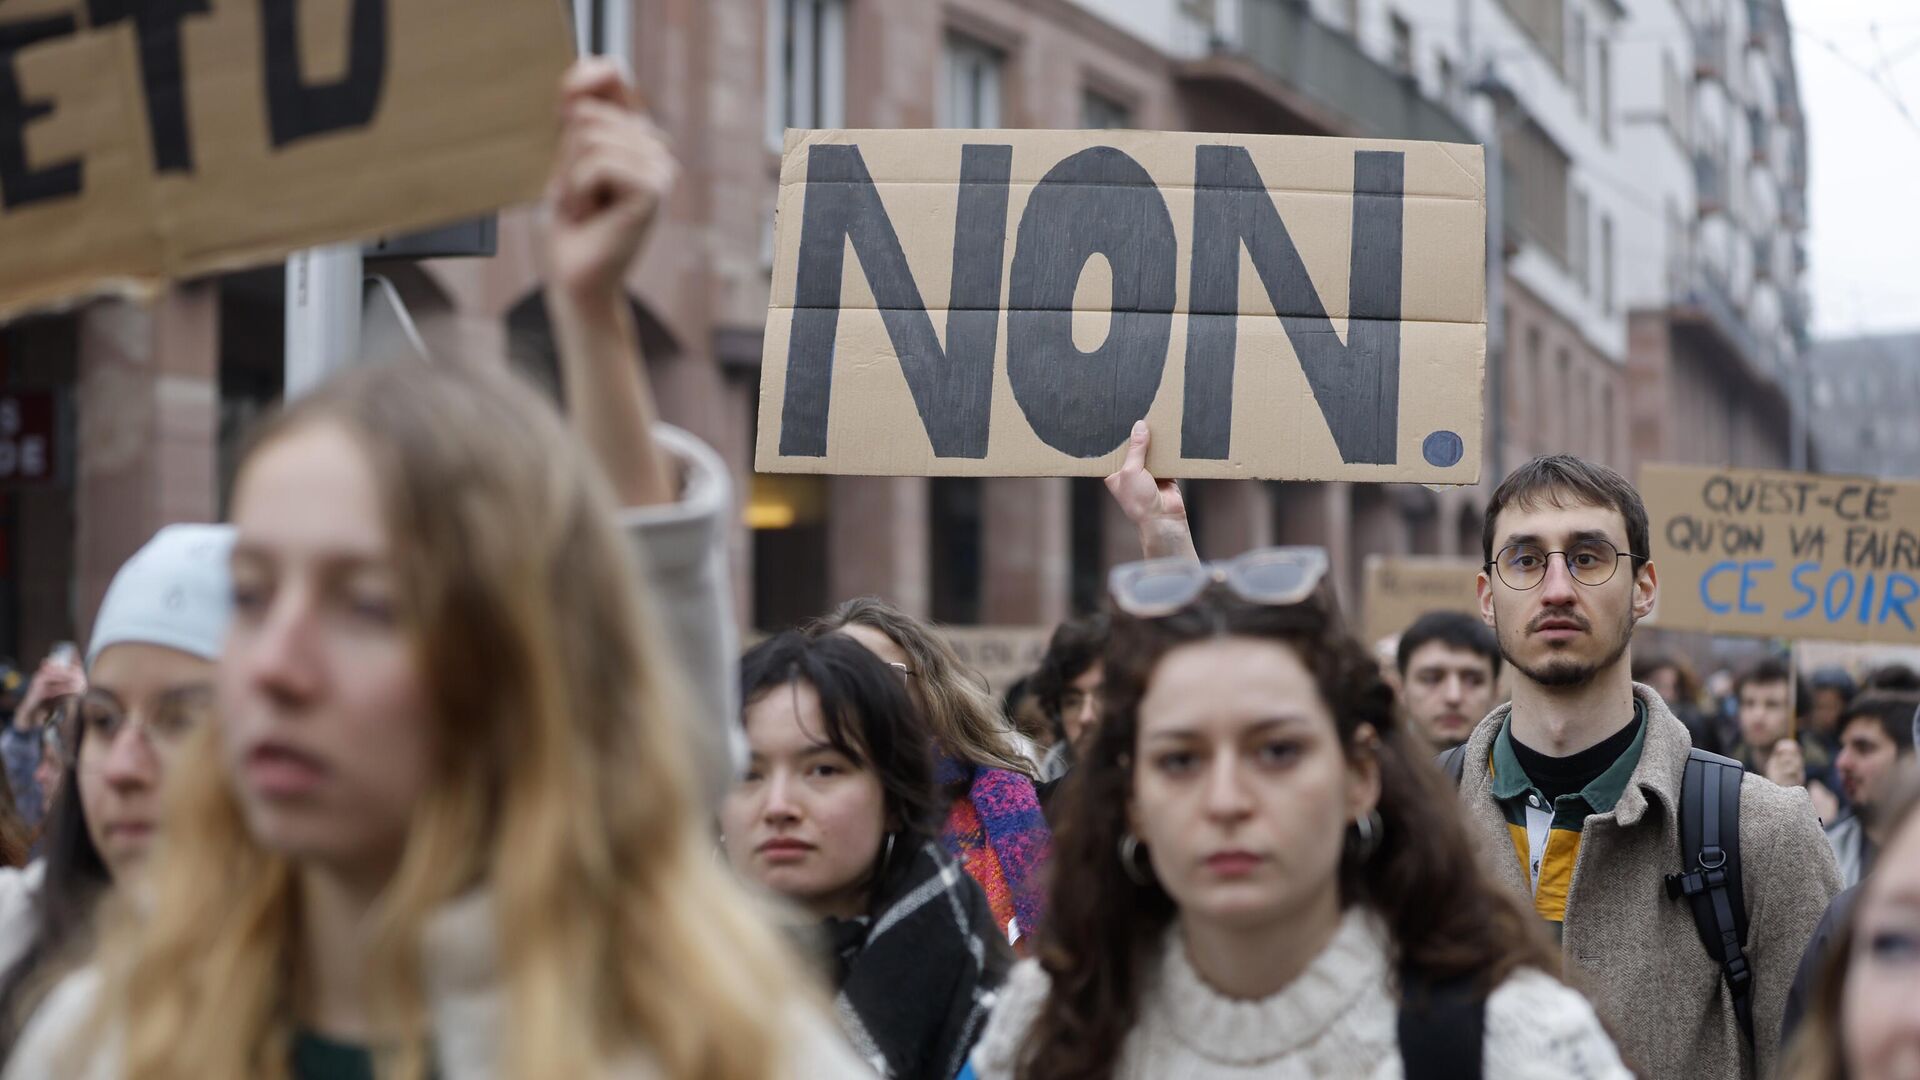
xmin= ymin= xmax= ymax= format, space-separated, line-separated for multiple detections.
xmin=935 ymin=755 xmax=1051 ymax=949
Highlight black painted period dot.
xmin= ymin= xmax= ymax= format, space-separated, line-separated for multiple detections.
xmin=1422 ymin=431 xmax=1464 ymax=468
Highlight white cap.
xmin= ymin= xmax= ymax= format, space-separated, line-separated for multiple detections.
xmin=87 ymin=524 xmax=237 ymax=669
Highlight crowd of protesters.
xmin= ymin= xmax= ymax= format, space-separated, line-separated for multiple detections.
xmin=0 ymin=59 xmax=1904 ymax=1080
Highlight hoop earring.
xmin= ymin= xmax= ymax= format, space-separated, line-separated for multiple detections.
xmin=1118 ymin=832 xmax=1154 ymax=886
xmin=1350 ymin=809 xmax=1384 ymax=861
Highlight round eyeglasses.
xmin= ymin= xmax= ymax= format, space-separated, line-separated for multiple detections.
xmin=1487 ymin=540 xmax=1645 ymax=591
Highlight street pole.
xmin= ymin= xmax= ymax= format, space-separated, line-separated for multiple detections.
xmin=1473 ymin=71 xmax=1508 ymax=486
xmin=572 ymin=0 xmax=633 ymax=70
xmin=284 ymin=244 xmax=364 ymax=400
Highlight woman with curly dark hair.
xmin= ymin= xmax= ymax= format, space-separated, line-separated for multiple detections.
xmin=970 ymin=548 xmax=1630 ymax=1079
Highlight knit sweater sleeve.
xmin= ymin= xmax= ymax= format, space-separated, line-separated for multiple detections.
xmin=969 ymin=959 xmax=1053 ymax=1080
xmin=615 ymin=423 xmax=744 ymax=815
xmin=1482 ymin=969 xmax=1634 ymax=1080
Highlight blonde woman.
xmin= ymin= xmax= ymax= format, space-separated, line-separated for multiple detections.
xmin=5 ymin=62 xmax=864 ymax=1080
xmin=813 ymin=599 xmax=1051 ymax=950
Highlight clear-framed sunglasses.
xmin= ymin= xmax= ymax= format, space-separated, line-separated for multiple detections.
xmin=1108 ymin=546 xmax=1330 ymax=618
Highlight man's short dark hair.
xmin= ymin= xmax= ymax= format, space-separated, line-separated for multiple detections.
xmin=1863 ymin=664 xmax=1920 ymax=693
xmin=1735 ymin=657 xmax=1792 ymax=699
xmin=1839 ymin=693 xmax=1920 ymax=755
xmin=1395 ymin=611 xmax=1500 ymax=678
xmin=1033 ymin=613 xmax=1109 ymax=721
xmin=1482 ymin=455 xmax=1651 ymax=567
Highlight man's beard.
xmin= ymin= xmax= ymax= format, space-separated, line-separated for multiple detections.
xmin=1497 ymin=608 xmax=1636 ymax=689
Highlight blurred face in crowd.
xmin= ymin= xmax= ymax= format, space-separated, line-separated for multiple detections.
xmin=1642 ymin=665 xmax=1681 ymax=705
xmin=1400 ymin=642 xmax=1495 ymax=750
xmin=722 ymin=681 xmax=888 ymax=921
xmin=222 ymin=423 xmax=436 ymax=884
xmin=1479 ymin=499 xmax=1654 ymax=690
xmin=1842 ymin=811 xmax=1920 ymax=1079
xmin=75 ymin=643 xmax=213 ymax=880
xmin=1837 ymin=717 xmax=1911 ymax=819
xmin=1129 ymin=637 xmax=1378 ymax=934
xmin=1738 ymin=679 xmax=1794 ymax=751
xmin=1811 ymin=687 xmax=1850 ymax=738
xmin=1061 ymin=661 xmax=1104 ymax=747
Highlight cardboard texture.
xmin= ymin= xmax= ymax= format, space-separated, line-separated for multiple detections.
xmin=758 ymin=128 xmax=1486 ymax=482
xmin=1642 ymin=463 xmax=1920 ymax=645
xmin=1361 ymin=554 xmax=1483 ymax=646
xmin=939 ymin=625 xmax=1051 ymax=697
xmin=0 ymin=0 xmax=573 ymax=320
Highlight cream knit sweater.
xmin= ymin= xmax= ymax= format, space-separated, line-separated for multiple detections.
xmin=971 ymin=909 xmax=1632 ymax=1080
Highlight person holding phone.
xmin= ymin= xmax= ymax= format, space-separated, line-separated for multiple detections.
xmin=1 ymin=647 xmax=83 ymax=834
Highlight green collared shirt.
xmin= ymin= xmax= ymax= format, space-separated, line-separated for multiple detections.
xmin=1489 ymin=699 xmax=1648 ymax=930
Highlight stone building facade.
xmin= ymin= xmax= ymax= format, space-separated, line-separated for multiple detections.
xmin=0 ymin=0 xmax=1810 ymax=660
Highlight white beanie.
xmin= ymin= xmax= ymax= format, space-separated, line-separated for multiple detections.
xmin=87 ymin=524 xmax=237 ymax=669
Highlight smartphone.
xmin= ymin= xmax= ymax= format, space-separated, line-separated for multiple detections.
xmin=46 ymin=642 xmax=78 ymax=668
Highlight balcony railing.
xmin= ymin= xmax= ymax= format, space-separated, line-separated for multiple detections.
xmin=1230 ymin=0 xmax=1474 ymax=144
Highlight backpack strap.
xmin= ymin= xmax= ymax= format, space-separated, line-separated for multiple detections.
xmin=1664 ymin=747 xmax=1754 ymax=1046
xmin=1437 ymin=743 xmax=1468 ymax=786
xmin=1398 ymin=971 xmax=1485 ymax=1080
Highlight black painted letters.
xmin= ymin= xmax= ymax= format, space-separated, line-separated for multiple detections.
xmin=262 ymin=0 xmax=388 ymax=148
xmin=1184 ymin=146 xmax=1405 ymax=464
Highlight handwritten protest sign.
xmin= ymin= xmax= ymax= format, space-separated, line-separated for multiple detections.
xmin=1642 ymin=463 xmax=1920 ymax=644
xmin=1361 ymin=555 xmax=1483 ymax=645
xmin=939 ymin=626 xmax=1051 ymax=697
xmin=0 ymin=0 xmax=572 ymax=319
xmin=756 ymin=129 xmax=1486 ymax=482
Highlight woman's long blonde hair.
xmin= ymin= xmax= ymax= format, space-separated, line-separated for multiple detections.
xmin=83 ymin=361 xmax=808 ymax=1080
xmin=812 ymin=597 xmax=1035 ymax=779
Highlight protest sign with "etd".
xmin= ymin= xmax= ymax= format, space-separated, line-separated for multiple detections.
xmin=0 ymin=0 xmax=573 ymax=319
xmin=1643 ymin=463 xmax=1920 ymax=645
xmin=755 ymin=128 xmax=1486 ymax=482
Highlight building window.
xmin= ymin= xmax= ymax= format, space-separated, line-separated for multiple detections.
xmin=1569 ymin=10 xmax=1587 ymax=111
xmin=1437 ymin=53 xmax=1456 ymax=104
xmin=1558 ymin=349 xmax=1574 ymax=453
xmin=1663 ymin=50 xmax=1688 ymax=139
xmin=1497 ymin=0 xmax=1565 ymax=67
xmin=1597 ymin=38 xmax=1612 ymax=141
xmin=1527 ymin=326 xmax=1546 ymax=449
xmin=1570 ymin=187 xmax=1590 ymax=294
xmin=942 ymin=33 xmax=1005 ymax=128
xmin=930 ymin=477 xmax=983 ymax=624
xmin=1601 ymin=383 xmax=1615 ymax=464
xmin=1082 ymin=89 xmax=1131 ymax=129
xmin=1391 ymin=14 xmax=1414 ymax=76
xmin=1069 ymin=478 xmax=1106 ymax=615
xmin=1505 ymin=119 xmax=1572 ymax=268
xmin=765 ymin=0 xmax=847 ymax=151
xmin=1600 ymin=213 xmax=1615 ymax=315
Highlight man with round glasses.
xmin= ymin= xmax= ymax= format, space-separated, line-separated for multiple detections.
xmin=1108 ymin=432 xmax=1841 ymax=1080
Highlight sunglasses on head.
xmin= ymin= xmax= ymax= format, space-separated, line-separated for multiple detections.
xmin=1108 ymin=546 xmax=1331 ymax=618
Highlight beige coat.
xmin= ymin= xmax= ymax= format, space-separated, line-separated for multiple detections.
xmin=1454 ymin=684 xmax=1840 ymax=1080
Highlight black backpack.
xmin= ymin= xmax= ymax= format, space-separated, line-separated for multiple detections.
xmin=1437 ymin=743 xmax=1755 ymax=1046
xmin=1398 ymin=971 xmax=1485 ymax=1080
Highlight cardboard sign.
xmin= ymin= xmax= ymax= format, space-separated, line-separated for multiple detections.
xmin=1361 ymin=555 xmax=1483 ymax=646
xmin=756 ymin=129 xmax=1485 ymax=482
xmin=1642 ymin=463 xmax=1920 ymax=644
xmin=0 ymin=0 xmax=572 ymax=319
xmin=938 ymin=625 xmax=1051 ymax=697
